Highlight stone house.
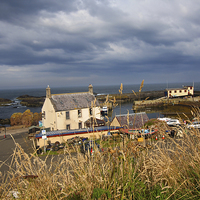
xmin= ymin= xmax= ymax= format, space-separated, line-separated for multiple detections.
xmin=42 ymin=84 xmax=101 ymax=131
xmin=110 ymin=112 xmax=149 ymax=129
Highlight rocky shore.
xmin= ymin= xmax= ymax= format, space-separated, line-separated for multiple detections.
xmin=0 ymin=98 xmax=12 ymax=106
xmin=0 ymin=95 xmax=45 ymax=107
xmin=17 ymin=95 xmax=45 ymax=107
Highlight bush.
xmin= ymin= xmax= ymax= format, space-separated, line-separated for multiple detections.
xmin=10 ymin=109 xmax=42 ymax=127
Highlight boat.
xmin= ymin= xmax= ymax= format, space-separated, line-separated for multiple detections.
xmin=120 ymin=128 xmax=158 ymax=139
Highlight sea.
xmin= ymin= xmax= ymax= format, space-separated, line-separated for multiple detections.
xmin=0 ymin=82 xmax=199 ymax=122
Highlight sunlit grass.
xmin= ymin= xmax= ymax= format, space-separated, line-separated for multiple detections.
xmin=1 ymin=115 xmax=200 ymax=199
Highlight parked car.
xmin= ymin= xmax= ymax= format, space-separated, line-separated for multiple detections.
xmin=187 ymin=121 xmax=200 ymax=129
xmin=167 ymin=119 xmax=180 ymax=126
xmin=80 ymin=141 xmax=103 ymax=155
xmin=157 ymin=117 xmax=171 ymax=122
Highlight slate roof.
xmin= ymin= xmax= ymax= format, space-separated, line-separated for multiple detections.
xmin=50 ymin=92 xmax=99 ymax=112
xmin=113 ymin=112 xmax=149 ymax=129
xmin=165 ymin=86 xmax=192 ymax=91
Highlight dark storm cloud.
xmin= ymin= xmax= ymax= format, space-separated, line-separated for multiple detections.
xmin=0 ymin=0 xmax=77 ymax=22
xmin=0 ymin=0 xmax=200 ymax=89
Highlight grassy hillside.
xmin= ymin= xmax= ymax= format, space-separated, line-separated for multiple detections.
xmin=1 ymin=114 xmax=200 ymax=199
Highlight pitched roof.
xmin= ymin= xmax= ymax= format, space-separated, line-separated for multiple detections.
xmin=165 ymin=86 xmax=193 ymax=91
xmin=50 ymin=92 xmax=99 ymax=112
xmin=113 ymin=112 xmax=149 ymax=128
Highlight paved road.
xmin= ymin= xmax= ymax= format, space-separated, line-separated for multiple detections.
xmin=0 ymin=128 xmax=34 ymax=175
xmin=0 ymin=128 xmax=78 ymax=177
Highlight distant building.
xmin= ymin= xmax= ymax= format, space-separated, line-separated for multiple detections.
xmin=42 ymin=84 xmax=101 ymax=131
xmin=110 ymin=112 xmax=149 ymax=129
xmin=164 ymin=86 xmax=194 ymax=98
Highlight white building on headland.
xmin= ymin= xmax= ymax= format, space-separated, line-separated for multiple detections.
xmin=42 ymin=84 xmax=101 ymax=131
xmin=164 ymin=86 xmax=194 ymax=98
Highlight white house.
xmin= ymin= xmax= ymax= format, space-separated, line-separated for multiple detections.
xmin=42 ymin=84 xmax=101 ymax=131
xmin=164 ymin=86 xmax=194 ymax=98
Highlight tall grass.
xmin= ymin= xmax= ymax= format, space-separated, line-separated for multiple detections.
xmin=1 ymin=120 xmax=200 ymax=199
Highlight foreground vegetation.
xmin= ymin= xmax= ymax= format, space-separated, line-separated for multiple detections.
xmin=1 ymin=114 xmax=200 ymax=199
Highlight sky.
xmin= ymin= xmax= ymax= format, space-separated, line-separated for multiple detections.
xmin=0 ymin=0 xmax=200 ymax=89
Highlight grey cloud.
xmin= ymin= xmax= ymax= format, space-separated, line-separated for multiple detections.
xmin=0 ymin=0 xmax=200 ymax=89
xmin=0 ymin=0 xmax=77 ymax=22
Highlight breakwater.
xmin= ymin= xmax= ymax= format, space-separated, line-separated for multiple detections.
xmin=97 ymin=90 xmax=164 ymax=106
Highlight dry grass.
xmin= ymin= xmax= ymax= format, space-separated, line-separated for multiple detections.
xmin=1 ymin=118 xmax=200 ymax=199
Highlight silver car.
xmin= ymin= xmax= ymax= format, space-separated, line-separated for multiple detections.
xmin=187 ymin=121 xmax=200 ymax=129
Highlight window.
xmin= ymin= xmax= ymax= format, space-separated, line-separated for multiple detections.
xmin=185 ymin=90 xmax=186 ymax=92
xmin=169 ymin=91 xmax=171 ymax=93
xmin=66 ymin=111 xmax=70 ymax=119
xmin=78 ymin=109 xmax=82 ymax=117
xmin=174 ymin=90 xmax=177 ymax=93
xmin=79 ymin=122 xmax=82 ymax=129
xmin=42 ymin=111 xmax=45 ymax=119
xmin=89 ymin=108 xmax=93 ymax=116
xmin=66 ymin=124 xmax=70 ymax=130
xmin=179 ymin=90 xmax=182 ymax=93
xmin=190 ymin=87 xmax=192 ymax=89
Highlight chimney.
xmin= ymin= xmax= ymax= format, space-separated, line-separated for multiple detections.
xmin=88 ymin=84 xmax=93 ymax=95
xmin=46 ymin=85 xmax=51 ymax=98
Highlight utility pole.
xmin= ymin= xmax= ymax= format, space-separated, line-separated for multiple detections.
xmin=119 ymin=83 xmax=123 ymax=125
xmin=4 ymin=127 xmax=6 ymax=138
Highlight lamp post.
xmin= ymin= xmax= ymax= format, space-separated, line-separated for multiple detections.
xmin=4 ymin=127 xmax=6 ymax=138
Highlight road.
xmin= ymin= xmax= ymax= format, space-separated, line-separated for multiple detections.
xmin=0 ymin=128 xmax=33 ymax=175
xmin=0 ymin=128 xmax=79 ymax=178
